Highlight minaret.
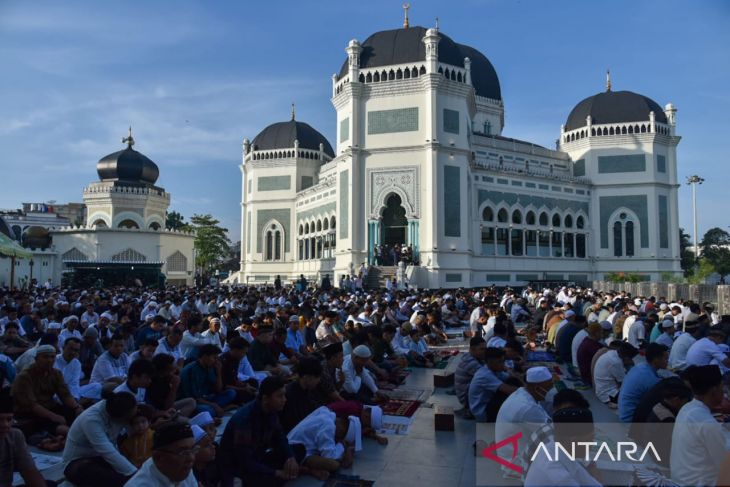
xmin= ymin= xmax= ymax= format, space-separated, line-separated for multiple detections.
xmin=606 ymin=69 xmax=612 ymax=92
xmin=402 ymin=3 xmax=410 ymax=28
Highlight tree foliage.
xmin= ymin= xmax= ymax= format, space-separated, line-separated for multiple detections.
xmin=679 ymin=227 xmax=695 ymax=277
xmin=166 ymin=211 xmax=191 ymax=232
xmin=190 ymin=214 xmax=231 ymax=273
xmin=686 ymin=257 xmax=717 ymax=285
xmin=700 ymin=227 xmax=730 ymax=282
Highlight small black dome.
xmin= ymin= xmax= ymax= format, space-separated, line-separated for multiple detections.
xmin=252 ymin=119 xmax=334 ymax=157
xmin=565 ymin=90 xmax=667 ymax=132
xmin=338 ymin=26 xmax=501 ymax=100
xmin=97 ymin=144 xmax=159 ymax=185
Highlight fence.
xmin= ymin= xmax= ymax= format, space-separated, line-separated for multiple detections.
xmin=591 ymin=281 xmax=730 ymax=314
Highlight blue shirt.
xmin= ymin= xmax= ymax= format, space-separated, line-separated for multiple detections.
xmin=285 ymin=329 xmax=304 ymax=352
xmin=618 ymin=362 xmax=660 ymax=422
xmin=468 ymin=365 xmax=508 ymax=421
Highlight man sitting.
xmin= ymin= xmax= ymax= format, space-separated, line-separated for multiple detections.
xmin=12 ymin=344 xmax=83 ymax=442
xmin=280 ymin=357 xmax=323 ymax=432
xmin=593 ymin=342 xmax=637 ymax=408
xmin=125 ymin=421 xmax=198 ymax=486
xmin=468 ymin=347 xmax=519 ymax=422
xmin=219 ymin=336 xmax=258 ymax=403
xmin=55 ymin=337 xmax=102 ymax=404
xmin=154 ymin=326 xmax=184 ymax=368
xmin=89 ymin=333 xmax=130 ymax=388
xmin=0 ymin=387 xmax=45 ymax=487
xmin=62 ymin=392 xmax=138 ymax=487
xmin=146 ymin=354 xmax=197 ymax=420
xmin=179 ymin=344 xmax=236 ymax=417
xmin=286 ymin=406 xmax=356 ymax=480
xmin=341 ymin=345 xmax=383 ymax=404
xmin=0 ymin=322 xmax=31 ymax=360
xmin=618 ymin=343 xmax=669 ymax=422
xmin=218 ymin=376 xmax=302 ymax=486
xmin=455 ymin=337 xmax=486 ymax=418
xmin=248 ymin=326 xmax=288 ymax=377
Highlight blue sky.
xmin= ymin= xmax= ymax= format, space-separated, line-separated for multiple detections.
xmin=1 ymin=0 xmax=728 ymax=243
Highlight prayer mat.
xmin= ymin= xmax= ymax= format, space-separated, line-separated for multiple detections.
xmin=323 ymin=473 xmax=375 ymax=487
xmin=386 ymin=388 xmax=430 ymax=401
xmin=438 ymin=350 xmax=460 ymax=357
xmin=382 ymin=398 xmax=421 ymax=417
xmin=527 ymin=350 xmax=556 ymax=362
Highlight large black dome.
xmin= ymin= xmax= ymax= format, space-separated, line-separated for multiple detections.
xmin=252 ymin=119 xmax=334 ymax=157
xmin=97 ymin=144 xmax=159 ymax=185
xmin=338 ymin=26 xmax=501 ymax=100
xmin=565 ymin=90 xmax=667 ymax=132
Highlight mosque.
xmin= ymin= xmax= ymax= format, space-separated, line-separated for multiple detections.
xmin=234 ymin=12 xmax=682 ymax=288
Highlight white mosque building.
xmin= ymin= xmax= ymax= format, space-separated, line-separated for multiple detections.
xmin=234 ymin=18 xmax=681 ymax=288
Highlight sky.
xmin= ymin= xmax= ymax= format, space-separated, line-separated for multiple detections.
xmin=1 ymin=0 xmax=729 ymax=243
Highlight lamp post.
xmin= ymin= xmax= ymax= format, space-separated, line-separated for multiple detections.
xmin=686 ymin=175 xmax=705 ymax=259
xmin=28 ymin=259 xmax=34 ymax=290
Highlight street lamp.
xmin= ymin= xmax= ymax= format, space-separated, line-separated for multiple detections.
xmin=28 ymin=259 xmax=34 ymax=290
xmin=686 ymin=175 xmax=705 ymax=259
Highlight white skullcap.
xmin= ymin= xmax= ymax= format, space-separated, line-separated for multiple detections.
xmin=587 ymin=315 xmax=599 ymax=324
xmin=100 ymin=312 xmax=113 ymax=321
xmin=345 ymin=416 xmax=363 ymax=451
xmin=659 ymin=303 xmax=668 ymax=310
xmin=191 ymin=425 xmax=207 ymax=444
xmin=526 ymin=366 xmax=552 ymax=384
xmin=363 ymin=405 xmax=383 ymax=430
xmin=35 ymin=345 xmax=56 ymax=355
xmin=190 ymin=411 xmax=214 ymax=427
xmin=600 ymin=320 xmax=613 ymax=330
xmin=145 ymin=313 xmax=156 ymax=321
xmin=634 ymin=298 xmax=642 ymax=306
xmin=352 ymin=345 xmax=372 ymax=359
xmin=47 ymin=322 xmax=62 ymax=330
xmin=288 ymin=315 xmax=300 ymax=323
xmin=662 ymin=319 xmax=675 ymax=328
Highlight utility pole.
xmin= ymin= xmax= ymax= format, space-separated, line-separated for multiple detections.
xmin=686 ymin=175 xmax=705 ymax=259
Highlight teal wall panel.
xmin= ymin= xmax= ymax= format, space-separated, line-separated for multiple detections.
xmin=246 ymin=211 xmax=251 ymax=253
xmin=573 ymin=159 xmax=585 ymax=177
xmin=301 ymin=176 xmax=314 ymax=190
xmin=367 ymin=108 xmax=418 ymax=134
xmin=657 ymin=155 xmax=666 ymax=173
xmin=445 ymin=273 xmax=462 ymax=283
xmin=340 ymin=118 xmax=349 ymax=142
xmin=516 ymin=274 xmax=539 ymax=281
xmin=486 ymin=274 xmax=511 ymax=282
xmin=444 ymin=166 xmax=461 ymax=237
xmin=443 ymin=109 xmax=459 ymax=134
xmin=658 ymin=195 xmax=669 ymax=248
xmin=256 ymin=209 xmax=291 ymax=252
xmin=599 ymin=195 xmax=648 ymax=248
xmin=597 ymin=154 xmax=646 ymax=173
xmin=258 ymin=175 xmax=291 ymax=191
xmin=339 ymin=170 xmax=349 ymax=238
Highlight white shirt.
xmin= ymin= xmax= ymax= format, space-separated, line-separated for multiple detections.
xmin=180 ymin=331 xmax=214 ymax=358
xmin=524 ymin=440 xmax=601 ymax=487
xmin=154 ymin=337 xmax=182 ymax=361
xmin=668 ymin=333 xmax=697 ymax=370
xmin=494 ymin=387 xmax=550 ymax=472
xmin=58 ymin=328 xmax=82 ymax=348
xmin=89 ymin=351 xmax=130 ymax=384
xmin=55 ymin=354 xmax=83 ymax=399
xmin=80 ymin=311 xmax=99 ymax=326
xmin=592 ymin=350 xmax=625 ymax=403
xmin=114 ymin=381 xmax=146 ymax=404
xmin=341 ymin=354 xmax=377 ymax=395
xmin=237 ymin=356 xmax=267 ymax=383
xmin=685 ymin=337 xmax=728 ymax=367
xmin=62 ymin=400 xmax=137 ymax=477
xmin=125 ymin=457 xmax=197 ymax=486
xmin=622 ymin=315 xmax=636 ymax=339
xmin=315 ymin=321 xmax=336 ymax=341
xmin=391 ymin=333 xmax=410 ymax=355
xmin=655 ymin=332 xmax=674 ymax=350
xmin=570 ymin=329 xmax=588 ymax=366
xmin=627 ymin=320 xmax=645 ymax=348
xmin=201 ymin=329 xmax=224 ymax=349
xmin=287 ymin=406 xmax=345 ymax=460
xmin=670 ymin=399 xmax=727 ymax=487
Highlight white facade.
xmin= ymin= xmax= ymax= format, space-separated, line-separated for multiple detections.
xmin=235 ymin=25 xmax=682 ymax=288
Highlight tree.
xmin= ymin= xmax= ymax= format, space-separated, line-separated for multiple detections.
xmin=166 ymin=211 xmax=190 ymax=231
xmin=190 ymin=214 xmax=231 ymax=274
xmin=686 ymin=257 xmax=717 ymax=285
xmin=700 ymin=227 xmax=730 ymax=283
xmin=679 ymin=228 xmax=695 ymax=277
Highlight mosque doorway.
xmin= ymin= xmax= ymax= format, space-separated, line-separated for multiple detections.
xmin=381 ymin=193 xmax=407 ymax=246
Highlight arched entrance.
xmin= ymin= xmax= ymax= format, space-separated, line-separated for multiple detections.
xmin=381 ymin=194 xmax=407 ymax=246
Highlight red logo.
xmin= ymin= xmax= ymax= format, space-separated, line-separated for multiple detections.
xmin=481 ymin=432 xmax=523 ymax=474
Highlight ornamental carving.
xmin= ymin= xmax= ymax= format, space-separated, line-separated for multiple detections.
xmin=367 ymin=166 xmax=420 ymax=219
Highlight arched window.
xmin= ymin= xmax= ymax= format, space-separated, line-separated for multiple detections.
xmin=482 ymin=207 xmax=494 ymax=222
xmin=481 ymin=226 xmax=495 ymax=255
xmin=526 ymin=211 xmax=536 ymax=225
xmin=512 ymin=210 xmax=522 ymax=224
xmin=92 ymin=219 xmax=107 ymax=228
xmin=366 ymin=73 xmax=372 ymax=83
xmin=511 ymin=229 xmax=524 ymax=256
xmin=373 ymin=72 xmax=380 ymax=82
xmin=323 ymin=219 xmax=329 ymax=230
xmin=304 ymin=223 xmax=309 ymax=234
xmin=359 ymin=74 xmax=365 ymax=82
xmin=497 ymin=209 xmax=508 ymax=223
xmin=265 ymin=231 xmax=273 ymax=261
xmin=564 ymin=215 xmax=573 ymax=228
xmin=625 ymin=221 xmax=635 ymax=256
xmin=274 ymin=231 xmax=281 ymax=260
xmin=118 ymin=219 xmax=139 ymax=229
xmin=263 ymin=222 xmax=283 ymax=261
xmin=316 ymin=220 xmax=322 ymax=232
xmin=576 ymin=216 xmax=585 ymax=229
xmin=149 ymin=222 xmax=161 ymax=230
xmin=539 ymin=212 xmax=548 ymax=226
xmin=613 ymin=221 xmax=623 ymax=257
xmin=330 ymin=216 xmax=336 ymax=229
xmin=552 ymin=214 xmax=561 ymax=228
xmin=419 ymin=66 xmax=426 ymax=75
xmin=396 ymin=69 xmax=402 ymax=79
xmin=299 ymin=224 xmax=304 ymax=236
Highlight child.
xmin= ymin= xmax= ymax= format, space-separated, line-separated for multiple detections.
xmin=119 ymin=412 xmax=154 ymax=468
xmin=407 ymin=329 xmax=435 ymax=367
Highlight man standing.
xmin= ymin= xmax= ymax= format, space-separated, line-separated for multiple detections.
xmin=62 ymin=392 xmax=138 ymax=487
xmin=218 ymin=376 xmax=301 ymax=487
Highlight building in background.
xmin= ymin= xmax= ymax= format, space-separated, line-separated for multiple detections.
xmin=234 ymin=20 xmax=681 ymax=287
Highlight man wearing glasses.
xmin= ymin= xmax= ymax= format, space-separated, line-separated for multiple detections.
xmin=126 ymin=421 xmax=198 ymax=486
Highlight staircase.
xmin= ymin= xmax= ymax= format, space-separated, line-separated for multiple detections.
xmin=365 ymin=266 xmax=397 ymax=289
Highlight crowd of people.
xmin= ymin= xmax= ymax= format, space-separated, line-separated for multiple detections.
xmin=372 ymin=243 xmax=417 ymax=266
xmin=1 ymin=280 xmax=730 ymax=486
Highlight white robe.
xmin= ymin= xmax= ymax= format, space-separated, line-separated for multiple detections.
xmin=287 ymin=406 xmax=345 ymax=460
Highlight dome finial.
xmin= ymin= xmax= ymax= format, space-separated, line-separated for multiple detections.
xmin=122 ymin=126 xmax=135 ymax=148
xmin=606 ymin=69 xmax=612 ymax=92
xmin=291 ymin=103 xmax=296 ymax=121
xmin=435 ymin=17 xmax=439 ymax=30
xmin=402 ymin=3 xmax=410 ymax=28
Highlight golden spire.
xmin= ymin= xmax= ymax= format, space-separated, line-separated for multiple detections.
xmin=122 ymin=126 xmax=135 ymax=148
xmin=291 ymin=103 xmax=296 ymax=121
xmin=402 ymin=3 xmax=410 ymax=28
xmin=606 ymin=69 xmax=612 ymax=92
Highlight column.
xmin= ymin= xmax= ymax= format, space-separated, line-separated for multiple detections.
xmin=367 ymin=221 xmax=375 ymax=264
xmin=410 ymin=220 xmax=420 ymax=263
